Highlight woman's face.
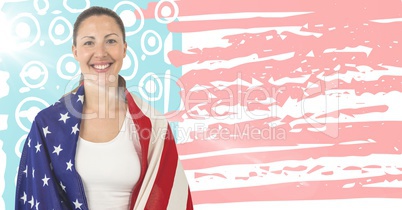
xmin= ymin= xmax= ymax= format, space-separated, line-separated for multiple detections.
xmin=72 ymin=15 xmax=127 ymax=86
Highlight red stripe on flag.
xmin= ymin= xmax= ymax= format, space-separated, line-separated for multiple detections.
xmin=145 ymin=126 xmax=180 ymax=209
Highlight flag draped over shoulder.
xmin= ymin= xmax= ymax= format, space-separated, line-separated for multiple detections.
xmin=15 ymin=85 xmax=193 ymax=210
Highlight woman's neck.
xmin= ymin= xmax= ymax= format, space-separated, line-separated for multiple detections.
xmin=82 ymin=77 xmax=126 ymax=119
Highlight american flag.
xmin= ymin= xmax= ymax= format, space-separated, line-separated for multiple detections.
xmin=16 ymin=87 xmax=86 ymax=210
xmin=15 ymin=85 xmax=192 ymax=210
xmin=140 ymin=0 xmax=402 ymax=209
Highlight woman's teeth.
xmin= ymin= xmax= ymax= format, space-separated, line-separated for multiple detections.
xmin=93 ymin=64 xmax=110 ymax=70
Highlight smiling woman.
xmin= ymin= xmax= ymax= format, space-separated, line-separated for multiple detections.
xmin=72 ymin=8 xmax=127 ymax=90
xmin=14 ymin=6 xmax=193 ymax=210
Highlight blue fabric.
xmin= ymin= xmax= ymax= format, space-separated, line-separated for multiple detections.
xmin=15 ymin=85 xmax=89 ymax=210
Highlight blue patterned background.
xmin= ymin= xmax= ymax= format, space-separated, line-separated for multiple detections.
xmin=0 ymin=1 xmax=181 ymax=209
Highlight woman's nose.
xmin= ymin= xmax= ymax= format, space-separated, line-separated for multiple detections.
xmin=94 ymin=43 xmax=107 ymax=57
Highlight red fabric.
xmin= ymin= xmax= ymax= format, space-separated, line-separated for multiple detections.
xmin=126 ymin=91 xmax=151 ymax=210
xmin=187 ymin=188 xmax=194 ymax=210
xmin=125 ymin=91 xmax=193 ymax=209
xmin=144 ymin=126 xmax=178 ymax=209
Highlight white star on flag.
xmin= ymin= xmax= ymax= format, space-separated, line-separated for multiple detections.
xmin=20 ymin=192 xmax=27 ymax=204
xmin=28 ymin=138 xmax=31 ymax=147
xmin=77 ymin=95 xmax=84 ymax=104
xmin=60 ymin=181 xmax=66 ymax=192
xmin=35 ymin=142 xmax=42 ymax=153
xmin=42 ymin=174 xmax=50 ymax=186
xmin=35 ymin=200 xmax=40 ymax=210
xmin=32 ymin=168 xmax=35 ymax=178
xmin=23 ymin=165 xmax=28 ymax=177
xmin=59 ymin=112 xmax=70 ymax=124
xmin=66 ymin=160 xmax=73 ymax=171
xmin=42 ymin=126 xmax=51 ymax=137
xmin=28 ymin=196 xmax=34 ymax=208
xmin=73 ymin=199 xmax=83 ymax=209
xmin=53 ymin=144 xmax=63 ymax=156
xmin=71 ymin=123 xmax=79 ymax=135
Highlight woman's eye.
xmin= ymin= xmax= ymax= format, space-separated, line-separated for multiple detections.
xmin=107 ymin=39 xmax=117 ymax=44
xmin=83 ymin=41 xmax=93 ymax=46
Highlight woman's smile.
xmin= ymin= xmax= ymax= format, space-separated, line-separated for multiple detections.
xmin=90 ymin=62 xmax=113 ymax=73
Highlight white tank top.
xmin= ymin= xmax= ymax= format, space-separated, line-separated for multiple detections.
xmin=76 ymin=113 xmax=141 ymax=210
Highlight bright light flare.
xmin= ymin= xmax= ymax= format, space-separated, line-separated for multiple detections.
xmin=0 ymin=12 xmax=17 ymax=53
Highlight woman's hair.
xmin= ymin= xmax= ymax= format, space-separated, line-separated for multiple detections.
xmin=73 ymin=6 xmax=126 ymax=46
xmin=71 ymin=6 xmax=127 ymax=96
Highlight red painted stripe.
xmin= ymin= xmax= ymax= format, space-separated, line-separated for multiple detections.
xmin=181 ymin=143 xmax=399 ymax=170
xmin=141 ymin=0 xmax=402 ymax=19
xmin=168 ymin=72 xmax=400 ymax=121
xmin=177 ymin=121 xmax=402 ymax=155
xmin=316 ymin=105 xmax=389 ymax=119
xmin=163 ymin=0 xmax=402 ymax=33
xmin=190 ymin=174 xmax=402 ymax=204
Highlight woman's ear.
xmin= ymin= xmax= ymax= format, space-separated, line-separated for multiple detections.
xmin=123 ymin=42 xmax=127 ymax=57
xmin=72 ymin=45 xmax=78 ymax=60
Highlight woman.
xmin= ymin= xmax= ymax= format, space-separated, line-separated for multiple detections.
xmin=15 ymin=6 xmax=193 ymax=210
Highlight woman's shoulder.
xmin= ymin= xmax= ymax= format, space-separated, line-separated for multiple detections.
xmin=129 ymin=92 xmax=165 ymax=120
xmin=34 ymin=92 xmax=76 ymax=124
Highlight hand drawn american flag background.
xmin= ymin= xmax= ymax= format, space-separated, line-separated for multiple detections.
xmin=140 ymin=0 xmax=402 ymax=209
xmin=1 ymin=0 xmax=402 ymax=209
